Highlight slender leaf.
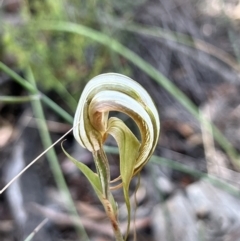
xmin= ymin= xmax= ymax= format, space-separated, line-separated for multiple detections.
xmin=61 ymin=143 xmax=102 ymax=196
xmin=0 ymin=95 xmax=40 ymax=103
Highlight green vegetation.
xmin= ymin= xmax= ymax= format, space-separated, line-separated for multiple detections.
xmin=1 ymin=0 xmax=137 ymax=110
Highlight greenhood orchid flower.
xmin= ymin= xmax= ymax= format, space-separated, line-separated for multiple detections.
xmin=73 ymin=73 xmax=159 ymax=181
xmin=70 ymin=73 xmax=160 ymax=240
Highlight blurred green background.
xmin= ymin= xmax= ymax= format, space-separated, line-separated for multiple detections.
xmin=1 ymin=0 xmax=240 ymax=241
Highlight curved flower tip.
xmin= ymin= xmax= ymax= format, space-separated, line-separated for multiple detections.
xmin=73 ymin=73 xmax=160 ymax=180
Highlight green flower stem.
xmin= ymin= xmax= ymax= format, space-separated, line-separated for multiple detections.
xmin=0 ymin=61 xmax=73 ymax=123
xmin=93 ymin=149 xmax=123 ymax=241
xmin=102 ymin=198 xmax=124 ymax=241
xmin=93 ymin=149 xmax=110 ymax=199
xmin=26 ymin=67 xmax=89 ymax=241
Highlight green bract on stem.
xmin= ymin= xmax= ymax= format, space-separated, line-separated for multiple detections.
xmin=69 ymin=73 xmax=160 ymax=240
